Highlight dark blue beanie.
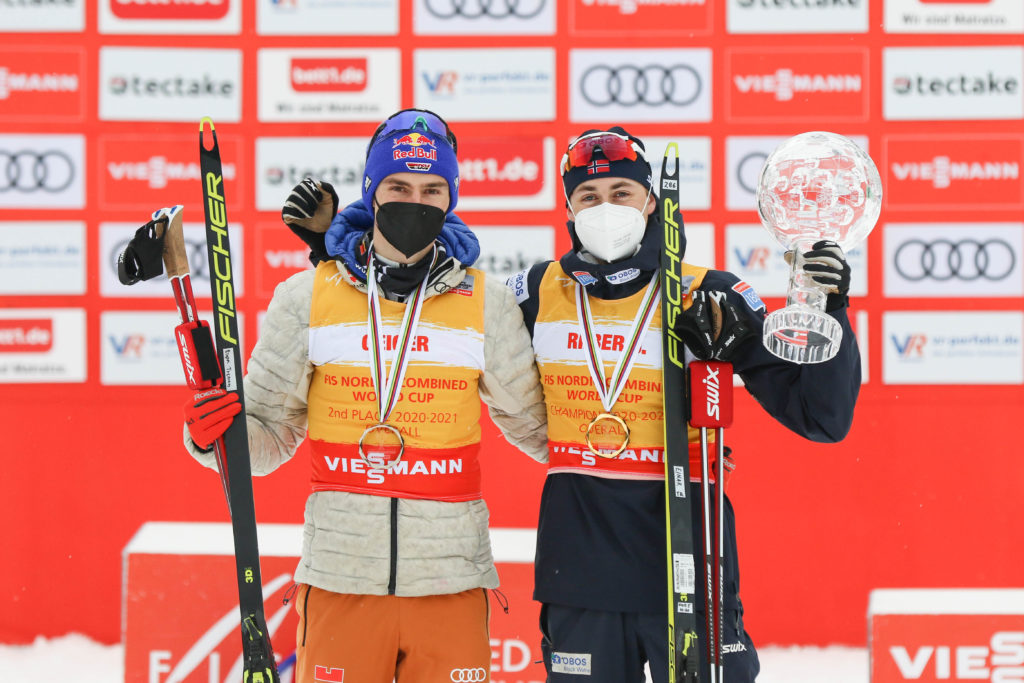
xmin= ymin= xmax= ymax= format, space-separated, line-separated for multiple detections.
xmin=561 ymin=126 xmax=652 ymax=203
xmin=362 ymin=109 xmax=460 ymax=215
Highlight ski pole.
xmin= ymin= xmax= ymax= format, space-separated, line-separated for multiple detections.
xmin=689 ymin=360 xmax=733 ymax=683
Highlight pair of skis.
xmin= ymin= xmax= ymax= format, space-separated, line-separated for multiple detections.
xmin=660 ymin=145 xmax=733 ymax=683
xmin=119 ymin=119 xmax=279 ymax=682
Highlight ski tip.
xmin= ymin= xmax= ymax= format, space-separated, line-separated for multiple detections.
xmin=199 ymin=116 xmax=215 ymax=133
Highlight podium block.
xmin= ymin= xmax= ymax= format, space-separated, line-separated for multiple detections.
xmin=123 ymin=522 xmax=545 ymax=683
xmin=869 ymin=588 xmax=1024 ymax=682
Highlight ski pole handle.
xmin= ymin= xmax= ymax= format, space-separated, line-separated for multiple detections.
xmin=687 ymin=361 xmax=734 ymax=429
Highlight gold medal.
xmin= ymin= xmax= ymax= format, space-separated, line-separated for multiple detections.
xmin=358 ymin=422 xmax=405 ymax=470
xmin=585 ymin=412 xmax=630 ymax=458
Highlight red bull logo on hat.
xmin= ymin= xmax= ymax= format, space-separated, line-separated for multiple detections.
xmin=393 ymin=132 xmax=434 ymax=147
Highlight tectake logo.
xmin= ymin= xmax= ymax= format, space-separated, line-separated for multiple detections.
xmin=884 ymin=46 xmax=1024 ymax=120
xmin=290 ymin=58 xmax=367 ymax=92
xmin=727 ymin=48 xmax=867 ymax=121
xmin=728 ymin=0 xmax=868 ymax=34
xmin=884 ymin=136 xmax=1024 ymax=209
xmin=99 ymin=47 xmax=241 ymax=122
xmin=110 ymin=0 xmax=230 ymax=19
xmin=255 ymin=137 xmax=367 ymax=211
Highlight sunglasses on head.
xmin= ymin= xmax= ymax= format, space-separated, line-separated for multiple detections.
xmin=368 ymin=109 xmax=458 ymax=156
xmin=561 ymin=132 xmax=645 ymax=174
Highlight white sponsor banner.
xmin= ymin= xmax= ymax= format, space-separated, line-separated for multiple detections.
xmin=884 ymin=223 xmax=1024 ymax=298
xmin=258 ymin=48 xmax=400 ymax=123
xmin=883 ymin=311 xmax=1023 ymax=385
xmin=101 ymin=310 xmax=239 ymax=385
xmin=0 ymin=308 xmax=86 ymax=383
xmin=99 ymin=223 xmax=244 ymax=298
xmin=99 ymin=47 xmax=242 ymax=122
xmin=885 ymin=0 xmax=1024 ymax=34
xmin=474 ymin=226 xmax=555 ymax=278
xmin=725 ymin=135 xmax=871 ymax=211
xmin=683 ymin=222 xmax=715 ymax=270
xmin=0 ymin=134 xmax=85 ymax=210
xmin=570 ymin=49 xmax=712 ymax=123
xmin=255 ymin=137 xmax=366 ymax=212
xmin=415 ymin=0 xmax=555 ymax=35
xmin=414 ymin=48 xmax=555 ymax=122
xmin=99 ymin=0 xmax=241 ymax=34
xmin=727 ymin=0 xmax=868 ymax=34
xmin=0 ymin=222 xmax=85 ymax=295
xmin=644 ymin=137 xmax=712 ymax=211
xmin=256 ymin=0 xmax=398 ymax=35
xmin=725 ymin=224 xmax=867 ymax=298
xmin=2 ymin=0 xmax=84 ymax=32
xmin=884 ymin=46 xmax=1024 ymax=121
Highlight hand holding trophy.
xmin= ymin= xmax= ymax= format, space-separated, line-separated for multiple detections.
xmin=757 ymin=131 xmax=882 ymax=364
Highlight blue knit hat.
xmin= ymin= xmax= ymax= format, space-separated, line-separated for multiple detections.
xmin=362 ymin=108 xmax=460 ymax=215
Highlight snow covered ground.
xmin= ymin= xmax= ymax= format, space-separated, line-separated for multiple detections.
xmin=0 ymin=633 xmax=869 ymax=682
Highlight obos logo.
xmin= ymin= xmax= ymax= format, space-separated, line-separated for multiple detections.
xmin=110 ymin=0 xmax=230 ymax=19
xmin=290 ymin=58 xmax=367 ymax=92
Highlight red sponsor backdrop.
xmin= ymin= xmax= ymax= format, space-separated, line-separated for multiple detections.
xmin=2 ymin=0 xmax=1024 ymax=667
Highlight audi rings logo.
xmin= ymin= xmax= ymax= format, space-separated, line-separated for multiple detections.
xmin=424 ymin=0 xmax=546 ymax=18
xmin=449 ymin=668 xmax=487 ymax=682
xmin=580 ymin=64 xmax=701 ymax=107
xmin=894 ymin=239 xmax=1016 ymax=282
xmin=1 ymin=150 xmax=75 ymax=193
xmin=736 ymin=151 xmax=768 ymax=195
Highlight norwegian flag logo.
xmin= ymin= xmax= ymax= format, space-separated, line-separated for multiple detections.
xmin=587 ymin=159 xmax=609 ymax=175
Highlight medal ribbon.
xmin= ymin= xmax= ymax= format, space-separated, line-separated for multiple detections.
xmin=574 ymin=274 xmax=661 ymax=413
xmin=365 ymin=249 xmax=431 ymax=426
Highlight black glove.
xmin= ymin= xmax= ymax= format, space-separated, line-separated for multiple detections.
xmin=678 ymin=290 xmax=755 ymax=362
xmin=282 ymin=178 xmax=338 ymax=266
xmin=795 ymin=240 xmax=850 ymax=312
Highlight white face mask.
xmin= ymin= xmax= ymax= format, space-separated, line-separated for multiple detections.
xmin=572 ymin=198 xmax=649 ymax=263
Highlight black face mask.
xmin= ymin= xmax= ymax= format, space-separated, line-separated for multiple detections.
xmin=374 ymin=201 xmax=445 ymax=258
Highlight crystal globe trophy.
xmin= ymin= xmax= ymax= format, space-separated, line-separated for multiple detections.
xmin=757 ymin=131 xmax=882 ymax=364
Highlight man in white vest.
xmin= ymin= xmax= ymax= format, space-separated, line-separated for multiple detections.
xmin=182 ymin=109 xmax=548 ymax=683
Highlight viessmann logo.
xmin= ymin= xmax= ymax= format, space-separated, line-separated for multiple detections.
xmin=891 ymin=155 xmax=1019 ymax=189
xmin=579 ymin=0 xmax=704 ymax=16
xmin=290 ymin=58 xmax=368 ymax=92
xmin=0 ymin=67 xmax=78 ymax=101
xmin=734 ymin=68 xmax=861 ymax=101
xmin=107 ymin=155 xmax=237 ymax=189
xmin=110 ymin=0 xmax=230 ymax=19
xmin=0 ymin=319 xmax=53 ymax=353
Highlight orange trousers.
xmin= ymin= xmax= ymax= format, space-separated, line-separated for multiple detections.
xmin=294 ymin=585 xmax=491 ymax=683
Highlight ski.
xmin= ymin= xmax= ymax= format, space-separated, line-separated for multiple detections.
xmin=199 ymin=117 xmax=280 ymax=683
xmin=660 ymin=144 xmax=701 ymax=683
